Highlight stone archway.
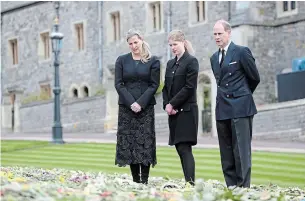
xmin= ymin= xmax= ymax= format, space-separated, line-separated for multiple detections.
xmin=69 ymin=84 xmax=79 ymax=98
xmin=79 ymin=82 xmax=90 ymax=98
xmin=103 ymin=64 xmax=119 ymax=133
xmin=198 ymin=70 xmax=217 ymax=137
xmin=198 ymin=73 xmax=211 ymax=135
xmin=1 ymin=88 xmax=23 ymax=133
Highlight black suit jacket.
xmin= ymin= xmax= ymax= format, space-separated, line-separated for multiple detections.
xmin=162 ymin=51 xmax=199 ymax=111
xmin=210 ymin=42 xmax=260 ymax=120
xmin=115 ymin=53 xmax=160 ymax=109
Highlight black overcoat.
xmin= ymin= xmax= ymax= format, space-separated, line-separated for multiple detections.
xmin=162 ymin=51 xmax=199 ymax=146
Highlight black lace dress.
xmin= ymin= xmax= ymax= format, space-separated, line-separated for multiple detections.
xmin=115 ymin=105 xmax=157 ymax=167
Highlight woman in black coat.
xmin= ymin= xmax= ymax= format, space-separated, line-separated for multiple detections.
xmin=162 ymin=30 xmax=199 ymax=186
xmin=114 ymin=29 xmax=160 ymax=184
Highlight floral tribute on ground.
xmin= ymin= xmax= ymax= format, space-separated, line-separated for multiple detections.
xmin=1 ymin=166 xmax=304 ymax=201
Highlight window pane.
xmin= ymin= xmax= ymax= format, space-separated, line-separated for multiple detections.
xmin=116 ymin=14 xmax=120 ymax=39
xmin=196 ymin=1 xmax=200 ymax=22
xmin=158 ymin=3 xmax=161 ymax=30
xmin=202 ymin=2 xmax=205 ymax=21
xmin=15 ymin=41 xmax=18 ymax=64
xmin=153 ymin=5 xmax=156 ymax=29
xmin=77 ymin=26 xmax=81 ymax=49
xmin=291 ymin=1 xmax=296 ymax=10
xmin=236 ymin=1 xmax=250 ymax=10
xmin=283 ymin=1 xmax=288 ymax=11
xmin=113 ymin=16 xmax=117 ymax=40
xmin=12 ymin=44 xmax=16 ymax=64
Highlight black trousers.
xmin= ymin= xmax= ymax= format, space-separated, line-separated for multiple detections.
xmin=130 ymin=163 xmax=150 ymax=184
xmin=216 ymin=116 xmax=253 ymax=188
xmin=175 ymin=142 xmax=195 ymax=185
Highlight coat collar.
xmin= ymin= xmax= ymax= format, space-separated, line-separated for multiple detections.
xmin=213 ymin=42 xmax=237 ymax=67
xmin=175 ymin=51 xmax=190 ymax=63
xmin=221 ymin=41 xmax=236 ymax=68
xmin=220 ymin=40 xmax=232 ymax=53
xmin=169 ymin=51 xmax=191 ymax=68
xmin=212 ymin=42 xmax=237 ymax=85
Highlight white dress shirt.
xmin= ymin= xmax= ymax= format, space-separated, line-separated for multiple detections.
xmin=219 ymin=40 xmax=232 ymax=64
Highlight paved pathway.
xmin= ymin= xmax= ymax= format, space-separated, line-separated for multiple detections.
xmin=1 ymin=132 xmax=305 ymax=153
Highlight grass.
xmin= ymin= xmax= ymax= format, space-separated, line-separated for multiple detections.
xmin=1 ymin=140 xmax=49 ymax=152
xmin=1 ymin=140 xmax=305 ymax=188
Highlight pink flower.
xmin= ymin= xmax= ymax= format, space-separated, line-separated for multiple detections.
xmin=100 ymin=191 xmax=112 ymax=197
xmin=129 ymin=192 xmax=135 ymax=199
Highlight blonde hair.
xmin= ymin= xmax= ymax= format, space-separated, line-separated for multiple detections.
xmin=168 ymin=30 xmax=195 ymax=55
xmin=126 ymin=29 xmax=152 ymax=63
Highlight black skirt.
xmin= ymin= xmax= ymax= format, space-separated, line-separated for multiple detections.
xmin=115 ymin=105 xmax=157 ymax=167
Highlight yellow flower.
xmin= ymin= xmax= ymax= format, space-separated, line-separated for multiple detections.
xmin=23 ymin=184 xmax=30 ymax=190
xmin=0 ymin=171 xmax=7 ymax=177
xmin=7 ymin=172 xmax=14 ymax=179
xmin=59 ymin=176 xmax=65 ymax=183
xmin=13 ymin=177 xmax=27 ymax=183
xmin=83 ymin=187 xmax=90 ymax=195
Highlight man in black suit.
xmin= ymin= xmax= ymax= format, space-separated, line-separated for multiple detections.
xmin=210 ymin=20 xmax=260 ymax=188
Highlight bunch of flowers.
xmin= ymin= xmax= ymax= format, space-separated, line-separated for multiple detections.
xmin=1 ymin=166 xmax=304 ymax=201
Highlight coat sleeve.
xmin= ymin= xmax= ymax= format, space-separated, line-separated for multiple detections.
xmin=136 ymin=57 xmax=161 ymax=109
xmin=162 ymin=62 xmax=170 ymax=110
xmin=114 ymin=56 xmax=136 ymax=107
xmin=240 ymin=47 xmax=260 ymax=93
xmin=169 ymin=58 xmax=199 ymax=108
xmin=210 ymin=56 xmax=216 ymax=78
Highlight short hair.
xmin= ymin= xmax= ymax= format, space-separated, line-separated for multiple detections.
xmin=216 ymin=19 xmax=231 ymax=32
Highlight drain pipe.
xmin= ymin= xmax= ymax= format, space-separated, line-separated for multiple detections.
xmin=98 ymin=1 xmax=103 ymax=83
xmin=166 ymin=1 xmax=172 ymax=62
xmin=228 ymin=1 xmax=231 ymax=21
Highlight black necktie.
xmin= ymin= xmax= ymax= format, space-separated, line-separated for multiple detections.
xmin=220 ymin=49 xmax=225 ymax=67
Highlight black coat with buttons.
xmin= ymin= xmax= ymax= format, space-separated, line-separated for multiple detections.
xmin=115 ymin=53 xmax=160 ymax=109
xmin=162 ymin=51 xmax=199 ymax=146
xmin=210 ymin=42 xmax=260 ymax=120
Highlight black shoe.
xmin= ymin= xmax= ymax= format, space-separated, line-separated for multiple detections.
xmin=185 ymin=181 xmax=195 ymax=187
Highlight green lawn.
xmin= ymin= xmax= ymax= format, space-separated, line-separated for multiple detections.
xmin=1 ymin=140 xmax=304 ymax=188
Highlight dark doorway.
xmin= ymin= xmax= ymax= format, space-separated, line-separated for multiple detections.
xmin=10 ymin=93 xmax=16 ymax=131
xmin=83 ymin=86 xmax=89 ymax=97
xmin=73 ymin=88 xmax=78 ymax=98
xmin=202 ymin=86 xmax=211 ymax=133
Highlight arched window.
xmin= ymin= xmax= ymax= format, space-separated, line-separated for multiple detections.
xmin=69 ymin=84 xmax=79 ymax=98
xmin=79 ymin=84 xmax=90 ymax=98
xmin=73 ymin=88 xmax=78 ymax=98
xmin=83 ymin=86 xmax=89 ymax=97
